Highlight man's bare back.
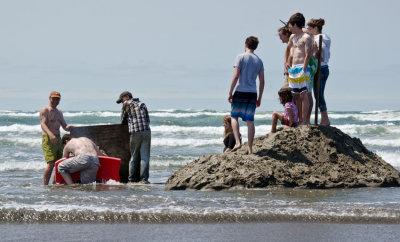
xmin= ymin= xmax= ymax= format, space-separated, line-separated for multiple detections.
xmin=63 ymin=137 xmax=103 ymax=157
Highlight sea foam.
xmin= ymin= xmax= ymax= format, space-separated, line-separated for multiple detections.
xmin=151 ymin=138 xmax=222 ymax=147
xmin=0 ymin=161 xmax=45 ymax=171
xmin=362 ymin=138 xmax=400 ymax=148
xmin=0 ymin=124 xmax=41 ymax=133
xmin=330 ymin=111 xmax=400 ymax=122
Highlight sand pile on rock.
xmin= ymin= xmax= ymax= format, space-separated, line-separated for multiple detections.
xmin=165 ymin=125 xmax=400 ymax=190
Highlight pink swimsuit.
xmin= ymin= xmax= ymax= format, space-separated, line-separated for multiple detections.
xmin=283 ymin=102 xmax=298 ymax=126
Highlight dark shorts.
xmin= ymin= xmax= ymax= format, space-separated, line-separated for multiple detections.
xmin=231 ymin=91 xmax=257 ymax=121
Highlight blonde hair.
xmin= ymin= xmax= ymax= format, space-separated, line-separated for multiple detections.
xmin=307 ymin=18 xmax=325 ymax=33
xmin=223 ymin=115 xmax=233 ymax=140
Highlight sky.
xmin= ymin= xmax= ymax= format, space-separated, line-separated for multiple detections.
xmin=0 ymin=0 xmax=399 ymax=111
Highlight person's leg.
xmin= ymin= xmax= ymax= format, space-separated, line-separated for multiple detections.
xmin=271 ymin=111 xmax=285 ymax=133
xmin=42 ymin=135 xmax=62 ymax=185
xmin=129 ymin=133 xmax=142 ymax=182
xmin=300 ymin=91 xmax=309 ymax=125
xmin=60 ymin=172 xmax=73 ymax=185
xmin=139 ymin=131 xmax=151 ymax=182
xmin=78 ymin=156 xmax=100 ymax=184
xmin=231 ymin=117 xmax=241 ymax=150
xmin=43 ymin=161 xmax=55 ymax=185
xmin=271 ymin=111 xmax=278 ymax=133
xmin=294 ymin=94 xmax=302 ymax=123
xmin=306 ymin=92 xmax=313 ymax=125
xmin=246 ymin=120 xmax=255 ymax=154
xmin=319 ymin=67 xmax=330 ymax=125
xmin=58 ymin=155 xmax=89 ymax=184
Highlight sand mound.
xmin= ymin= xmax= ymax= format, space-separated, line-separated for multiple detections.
xmin=165 ymin=126 xmax=400 ymax=190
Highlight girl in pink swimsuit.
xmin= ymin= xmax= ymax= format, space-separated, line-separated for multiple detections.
xmin=271 ymin=88 xmax=299 ymax=133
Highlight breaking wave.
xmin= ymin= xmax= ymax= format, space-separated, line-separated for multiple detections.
xmin=1 ymin=207 xmax=400 ymax=223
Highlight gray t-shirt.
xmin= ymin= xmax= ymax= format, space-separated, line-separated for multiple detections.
xmin=234 ymin=52 xmax=264 ymax=93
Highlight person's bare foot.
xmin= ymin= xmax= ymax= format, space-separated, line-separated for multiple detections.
xmin=320 ymin=121 xmax=330 ymax=126
xmin=231 ymin=144 xmax=241 ymax=152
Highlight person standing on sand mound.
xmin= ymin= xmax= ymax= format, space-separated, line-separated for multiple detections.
xmin=285 ymin=13 xmax=316 ymax=126
xmin=228 ymin=36 xmax=265 ymax=154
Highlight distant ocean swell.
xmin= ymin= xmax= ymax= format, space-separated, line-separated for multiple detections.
xmin=1 ymin=109 xmax=400 ymax=120
xmin=2 ymin=123 xmax=400 ymax=136
xmin=1 ymin=110 xmax=400 ymax=168
xmin=1 ymin=207 xmax=400 ymax=224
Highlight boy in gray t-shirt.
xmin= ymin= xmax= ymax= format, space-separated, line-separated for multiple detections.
xmin=228 ymin=36 xmax=265 ymax=154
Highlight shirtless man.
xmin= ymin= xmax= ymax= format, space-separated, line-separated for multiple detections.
xmin=40 ymin=91 xmax=73 ymax=185
xmin=284 ymin=13 xmax=314 ymax=125
xmin=58 ymin=134 xmax=104 ymax=185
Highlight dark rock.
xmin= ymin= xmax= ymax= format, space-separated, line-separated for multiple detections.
xmin=165 ymin=125 xmax=400 ymax=190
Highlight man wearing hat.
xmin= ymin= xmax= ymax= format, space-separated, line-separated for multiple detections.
xmin=40 ymin=91 xmax=74 ymax=185
xmin=117 ymin=91 xmax=151 ymax=183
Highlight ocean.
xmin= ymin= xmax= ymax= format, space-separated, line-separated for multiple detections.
xmin=1 ymin=109 xmax=400 ymax=237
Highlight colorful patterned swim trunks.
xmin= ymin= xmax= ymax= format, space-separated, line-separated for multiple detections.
xmin=288 ymin=58 xmax=317 ymax=94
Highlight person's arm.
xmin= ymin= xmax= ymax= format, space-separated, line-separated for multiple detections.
xmin=285 ymin=107 xmax=294 ymax=128
xmin=257 ymin=71 xmax=265 ymax=107
xmin=98 ymin=148 xmax=108 ymax=156
xmin=62 ymin=142 xmax=71 ymax=158
xmin=285 ymin=35 xmax=294 ymax=70
xmin=141 ymin=103 xmax=150 ymax=124
xmin=120 ymin=104 xmax=128 ymax=124
xmin=224 ymin=133 xmax=236 ymax=152
xmin=303 ymin=35 xmax=313 ymax=71
xmin=228 ymin=67 xmax=240 ymax=104
xmin=60 ymin=112 xmax=74 ymax=132
xmin=40 ymin=109 xmax=57 ymax=144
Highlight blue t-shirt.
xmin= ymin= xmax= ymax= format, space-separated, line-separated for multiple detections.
xmin=234 ymin=52 xmax=264 ymax=93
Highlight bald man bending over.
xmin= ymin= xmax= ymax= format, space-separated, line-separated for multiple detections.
xmin=58 ymin=134 xmax=105 ymax=185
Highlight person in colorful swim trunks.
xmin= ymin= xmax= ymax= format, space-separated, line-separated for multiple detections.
xmin=285 ymin=13 xmax=314 ymax=125
xmin=271 ymin=88 xmax=299 ymax=133
xmin=40 ymin=91 xmax=74 ymax=185
xmin=282 ymin=19 xmax=317 ymax=125
xmin=228 ymin=36 xmax=265 ymax=154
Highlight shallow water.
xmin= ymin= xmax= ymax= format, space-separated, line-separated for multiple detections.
xmin=2 ymin=223 xmax=400 ymax=242
xmin=0 ymin=110 xmax=400 ymax=223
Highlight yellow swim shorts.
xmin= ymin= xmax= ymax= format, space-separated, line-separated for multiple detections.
xmin=41 ymin=135 xmax=62 ymax=163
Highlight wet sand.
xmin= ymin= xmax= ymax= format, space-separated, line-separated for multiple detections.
xmin=1 ymin=222 xmax=400 ymax=241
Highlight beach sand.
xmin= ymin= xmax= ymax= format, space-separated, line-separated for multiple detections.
xmin=1 ymin=222 xmax=400 ymax=241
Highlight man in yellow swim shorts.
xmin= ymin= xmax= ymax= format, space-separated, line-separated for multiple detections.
xmin=39 ymin=91 xmax=74 ymax=185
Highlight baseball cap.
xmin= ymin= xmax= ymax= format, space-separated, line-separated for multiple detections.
xmin=49 ymin=91 xmax=61 ymax=98
xmin=116 ymin=91 xmax=132 ymax=104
